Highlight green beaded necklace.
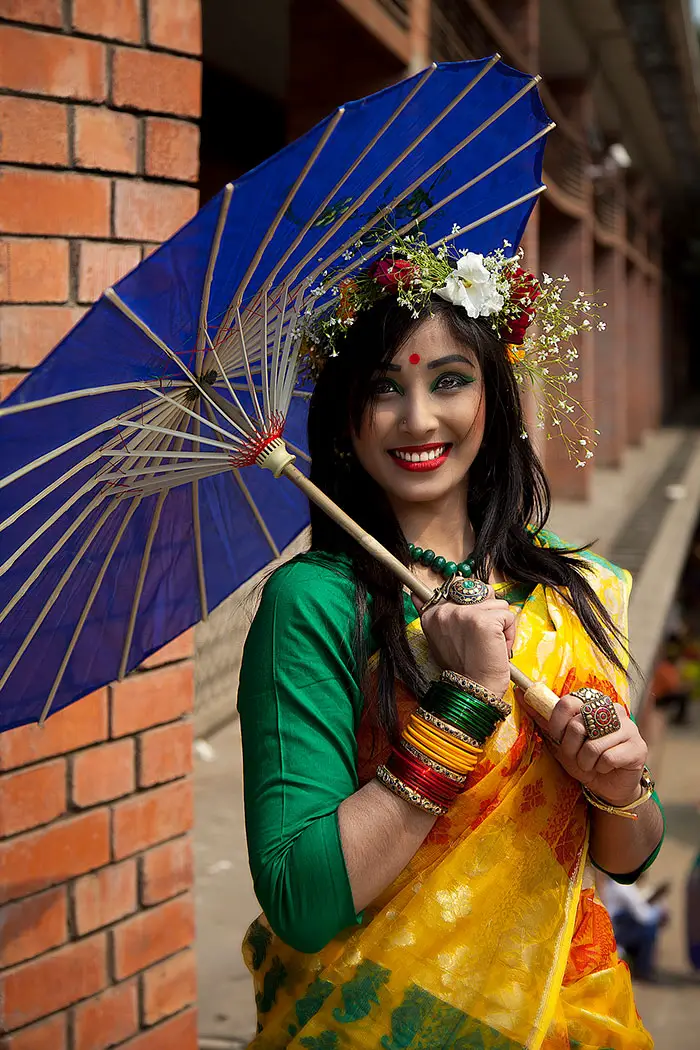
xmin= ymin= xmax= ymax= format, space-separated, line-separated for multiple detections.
xmin=408 ymin=543 xmax=475 ymax=581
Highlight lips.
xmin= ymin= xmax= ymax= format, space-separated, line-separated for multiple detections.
xmin=388 ymin=443 xmax=451 ymax=472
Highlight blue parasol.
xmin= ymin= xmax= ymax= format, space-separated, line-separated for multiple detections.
xmin=0 ymin=57 xmax=553 ymax=731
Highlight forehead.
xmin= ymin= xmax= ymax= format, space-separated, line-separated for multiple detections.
xmin=391 ymin=314 xmax=476 ymax=365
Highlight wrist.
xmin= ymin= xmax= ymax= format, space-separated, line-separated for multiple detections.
xmin=594 ymin=781 xmax=644 ymax=808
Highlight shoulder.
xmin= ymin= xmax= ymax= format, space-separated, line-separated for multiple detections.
xmin=261 ymin=551 xmax=357 ymax=610
xmin=531 ymin=526 xmax=631 ymax=589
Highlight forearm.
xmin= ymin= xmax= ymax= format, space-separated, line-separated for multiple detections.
xmin=588 ymin=794 xmax=664 ymax=877
xmin=338 ymin=778 xmax=435 ymax=912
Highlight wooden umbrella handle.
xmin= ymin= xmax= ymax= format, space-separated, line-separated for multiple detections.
xmin=279 ymin=460 xmax=560 ymax=720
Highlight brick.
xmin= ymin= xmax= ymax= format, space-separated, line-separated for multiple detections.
xmin=0 ymin=96 xmax=68 ymax=166
xmin=138 ymin=721 xmax=193 ymax=788
xmin=0 ymin=809 xmax=110 ymax=904
xmin=144 ymin=117 xmax=199 ymax=182
xmin=141 ymin=629 xmax=194 ymax=669
xmin=0 ymin=759 xmax=66 ymax=837
xmin=140 ymin=837 xmax=193 ymax=906
xmin=71 ymin=738 xmax=135 ymax=807
xmin=112 ymin=47 xmax=201 ymax=117
xmin=0 ymin=238 xmax=70 ymax=303
xmin=0 ymin=25 xmax=105 ymax=100
xmin=0 ymin=304 xmax=86 ymax=369
xmin=112 ymin=895 xmax=195 ymax=979
xmin=0 ymin=689 xmax=108 ymax=771
xmin=141 ymin=948 xmax=196 ymax=1025
xmin=0 ymin=887 xmax=67 ymax=968
xmin=0 ymin=933 xmax=107 ymax=1031
xmin=77 ymin=240 xmax=141 ymax=303
xmin=120 ymin=1008 xmax=197 ymax=1050
xmin=0 ymin=1014 xmax=67 ymax=1050
xmin=148 ymin=0 xmax=201 ymax=55
xmin=72 ymin=0 xmax=141 ymax=43
xmin=111 ymin=663 xmax=194 ymax=737
xmin=73 ymin=980 xmax=138 ymax=1050
xmin=113 ymin=179 xmax=198 ymax=242
xmin=74 ymin=105 xmax=138 ymax=173
xmin=0 ymin=374 xmax=25 ymax=401
xmin=73 ymin=859 xmax=137 ymax=935
xmin=0 ymin=1 xmax=62 ymax=27
xmin=112 ymin=780 xmax=193 ymax=860
xmin=0 ymin=169 xmax=111 ymax=237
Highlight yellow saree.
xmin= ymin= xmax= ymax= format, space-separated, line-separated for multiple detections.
xmin=243 ymin=554 xmax=653 ymax=1050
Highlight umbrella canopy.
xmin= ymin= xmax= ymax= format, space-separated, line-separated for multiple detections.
xmin=0 ymin=57 xmax=552 ymax=731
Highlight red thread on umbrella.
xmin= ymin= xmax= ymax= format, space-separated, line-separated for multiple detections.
xmin=228 ymin=415 xmax=286 ymax=468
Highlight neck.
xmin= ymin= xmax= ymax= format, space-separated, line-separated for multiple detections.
xmin=389 ymin=482 xmax=475 ymax=563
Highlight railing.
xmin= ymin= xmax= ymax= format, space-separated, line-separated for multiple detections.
xmin=543 ymin=126 xmax=589 ymax=204
xmin=376 ymin=0 xmax=411 ymax=30
xmin=431 ymin=0 xmax=500 ymax=61
xmin=594 ymin=185 xmax=623 ymax=235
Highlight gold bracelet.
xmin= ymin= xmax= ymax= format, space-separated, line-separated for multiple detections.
xmin=439 ymin=670 xmax=512 ymax=719
xmin=582 ymin=766 xmax=655 ymax=821
xmin=376 ymin=765 xmax=447 ymax=816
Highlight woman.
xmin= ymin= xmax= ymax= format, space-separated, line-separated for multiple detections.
xmin=237 ymin=245 xmax=664 ymax=1049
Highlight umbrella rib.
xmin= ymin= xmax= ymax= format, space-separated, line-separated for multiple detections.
xmin=201 ymin=328 xmax=256 ymax=434
xmin=262 ymin=63 xmax=438 ymax=293
xmin=212 ymin=106 xmax=346 ymax=347
xmin=304 ymin=71 xmax=543 ymax=291
xmin=105 ymin=288 xmax=256 ymax=440
xmin=119 ymin=463 xmax=226 ymax=498
xmin=0 ymin=499 xmax=124 ymax=693
xmin=101 ymin=450 xmax=230 ymax=465
xmin=147 ymin=385 xmax=246 ymax=446
xmin=191 ymin=404 xmax=208 ymax=621
xmin=0 ymin=380 xmax=187 ymax=418
xmin=118 ymin=418 xmax=235 ymax=453
xmin=285 ymin=440 xmax=311 ymax=464
xmin=197 ymin=183 xmax=234 ymax=361
xmin=101 ymin=460 xmax=228 ymax=480
xmin=232 ymin=469 xmax=280 ymax=559
xmin=281 ymin=55 xmax=503 ymax=294
xmin=235 ymin=305 xmax=264 ymax=423
xmin=433 ymin=185 xmax=547 ymax=248
xmin=39 ymin=496 xmax=144 ymax=723
xmin=118 ymin=488 xmax=169 ymax=680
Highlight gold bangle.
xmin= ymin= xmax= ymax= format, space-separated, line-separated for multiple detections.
xmin=440 ymin=670 xmax=512 ymax=719
xmin=376 ymin=765 xmax=447 ymax=816
xmin=400 ymin=741 xmax=468 ymax=784
xmin=415 ymin=708 xmax=481 ymax=748
xmin=582 ymin=766 xmax=655 ymax=821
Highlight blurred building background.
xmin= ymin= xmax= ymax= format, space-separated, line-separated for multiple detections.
xmin=1 ymin=3 xmax=700 ymax=1050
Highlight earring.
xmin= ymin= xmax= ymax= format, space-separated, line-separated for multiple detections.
xmin=334 ymin=439 xmax=354 ymax=467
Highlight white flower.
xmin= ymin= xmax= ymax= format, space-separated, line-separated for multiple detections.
xmin=542 ymin=273 xmax=553 ymax=285
xmin=576 ymin=460 xmax=586 ymax=469
xmin=434 ymin=252 xmax=504 ymax=318
xmin=597 ymin=321 xmax=606 ymax=331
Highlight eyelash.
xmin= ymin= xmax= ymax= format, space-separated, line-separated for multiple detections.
xmin=373 ymin=372 xmax=475 ymax=397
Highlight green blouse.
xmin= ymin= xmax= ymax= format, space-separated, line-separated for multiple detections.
xmin=237 ymin=551 xmax=663 ymax=954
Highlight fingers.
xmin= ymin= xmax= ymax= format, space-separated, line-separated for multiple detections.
xmin=544 ymin=693 xmax=583 ymax=746
xmin=573 ymin=704 xmax=630 ymax=772
xmin=592 ymin=741 xmax=646 ymax=776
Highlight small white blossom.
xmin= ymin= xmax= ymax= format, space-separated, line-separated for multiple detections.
xmin=434 ymin=252 xmax=504 ymax=318
xmin=597 ymin=321 xmax=606 ymax=331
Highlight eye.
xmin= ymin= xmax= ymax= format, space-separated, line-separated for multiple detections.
xmin=373 ymin=376 xmax=403 ymax=396
xmin=431 ymin=372 xmax=475 ymax=392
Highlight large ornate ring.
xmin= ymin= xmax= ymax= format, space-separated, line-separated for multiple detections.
xmin=572 ymin=687 xmax=621 ymax=739
xmin=446 ymin=575 xmax=490 ymax=606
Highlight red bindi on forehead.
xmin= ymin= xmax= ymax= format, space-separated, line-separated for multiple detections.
xmin=408 ymin=353 xmax=421 ymax=365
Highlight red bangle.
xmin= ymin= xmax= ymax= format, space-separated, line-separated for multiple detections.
xmin=386 ymin=747 xmax=462 ymax=807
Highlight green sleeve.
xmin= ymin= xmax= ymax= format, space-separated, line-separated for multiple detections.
xmin=237 ymin=554 xmax=364 ymax=954
xmin=590 ymin=790 xmax=665 ymax=884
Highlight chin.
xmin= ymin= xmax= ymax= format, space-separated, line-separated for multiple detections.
xmin=385 ymin=470 xmax=467 ymax=504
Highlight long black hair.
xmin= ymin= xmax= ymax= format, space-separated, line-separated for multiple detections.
xmin=307 ymin=296 xmax=628 ymax=741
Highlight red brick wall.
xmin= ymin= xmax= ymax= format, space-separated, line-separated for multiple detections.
xmin=0 ymin=3 xmax=201 ymax=1048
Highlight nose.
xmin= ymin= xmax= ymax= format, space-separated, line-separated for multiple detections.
xmin=399 ymin=387 xmax=439 ymax=439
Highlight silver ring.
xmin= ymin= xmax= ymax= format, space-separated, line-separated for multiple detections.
xmin=446 ymin=575 xmax=489 ymax=605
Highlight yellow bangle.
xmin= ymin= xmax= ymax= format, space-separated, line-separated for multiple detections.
xmin=403 ymin=723 xmax=480 ymax=775
xmin=410 ymin=714 xmax=481 ymax=754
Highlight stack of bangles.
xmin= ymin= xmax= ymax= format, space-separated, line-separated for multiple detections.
xmin=376 ymin=670 xmax=511 ymax=816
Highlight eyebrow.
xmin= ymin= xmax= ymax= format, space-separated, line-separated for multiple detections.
xmin=385 ymin=354 xmax=475 ymax=372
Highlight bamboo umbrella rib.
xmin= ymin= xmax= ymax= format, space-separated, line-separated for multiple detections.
xmin=0 ymin=380 xmax=187 ymax=419
xmin=211 ymin=106 xmax=346 ymax=352
xmin=270 ymin=56 xmax=502 ymax=305
xmin=0 ymin=489 xmax=109 ymax=624
xmin=0 ymin=396 xmax=181 ymax=494
xmin=100 ymin=450 xmax=230 ymax=464
xmin=105 ymin=288 xmax=256 ymax=441
xmin=275 ymin=283 xmax=310 ymax=414
xmin=118 ymin=463 xmax=225 ymax=498
xmin=191 ymin=409 xmax=208 ymax=621
xmin=262 ymin=64 xmax=438 ymax=293
xmin=236 ymin=306 xmax=264 ymax=423
xmin=232 ymin=469 xmax=280 ymax=558
xmin=0 ymin=499 xmax=123 ymax=692
xmin=197 ymin=183 xmax=234 ymax=364
xmin=304 ymin=73 xmax=543 ymax=293
xmin=284 ymin=440 xmax=311 ymax=464
xmin=100 ymin=460 xmax=229 ymax=480
xmin=147 ymin=385 xmax=246 ymax=446
xmin=117 ymin=419 xmax=236 ymax=454
xmin=433 ymin=185 xmax=547 ymax=249
xmin=200 ymin=328 xmax=257 ymax=434
xmin=40 ymin=496 xmax=144 ymax=723
xmin=118 ymin=487 xmax=169 ymax=679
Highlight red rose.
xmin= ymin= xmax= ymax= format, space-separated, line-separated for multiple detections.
xmin=502 ymin=269 xmax=541 ymax=345
xmin=369 ymin=258 xmax=418 ymax=292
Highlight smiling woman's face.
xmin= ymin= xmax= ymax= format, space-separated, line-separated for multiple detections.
xmin=351 ymin=314 xmax=486 ymax=508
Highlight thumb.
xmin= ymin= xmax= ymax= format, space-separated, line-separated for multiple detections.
xmin=412 ymin=595 xmax=424 ymax=615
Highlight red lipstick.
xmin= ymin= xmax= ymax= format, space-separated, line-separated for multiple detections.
xmin=388 ymin=443 xmax=451 ymax=472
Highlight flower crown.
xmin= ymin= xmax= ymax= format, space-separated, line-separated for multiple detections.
xmin=300 ymin=232 xmax=605 ymax=465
